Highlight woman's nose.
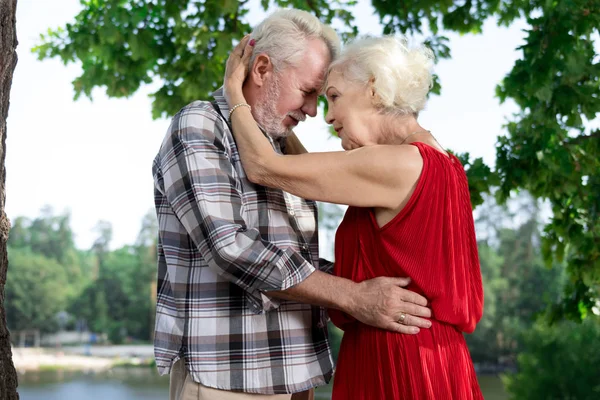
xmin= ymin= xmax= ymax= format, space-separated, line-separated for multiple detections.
xmin=325 ymin=107 xmax=334 ymax=124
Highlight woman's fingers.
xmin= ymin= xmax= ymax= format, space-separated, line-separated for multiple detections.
xmin=226 ymin=35 xmax=254 ymax=79
xmin=227 ymin=35 xmax=249 ymax=68
xmin=241 ymin=36 xmax=255 ymax=65
xmin=233 ymin=34 xmax=250 ymax=57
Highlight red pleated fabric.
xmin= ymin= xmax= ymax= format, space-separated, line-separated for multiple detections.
xmin=329 ymin=142 xmax=484 ymax=400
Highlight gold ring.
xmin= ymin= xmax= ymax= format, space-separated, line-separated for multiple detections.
xmin=397 ymin=313 xmax=407 ymax=324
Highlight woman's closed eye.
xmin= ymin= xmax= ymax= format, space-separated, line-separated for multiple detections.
xmin=325 ymin=86 xmax=340 ymax=101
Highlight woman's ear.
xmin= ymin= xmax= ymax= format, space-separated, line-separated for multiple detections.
xmin=249 ymin=54 xmax=273 ymax=88
xmin=369 ymin=76 xmax=377 ymax=98
xmin=368 ymin=76 xmax=383 ymax=107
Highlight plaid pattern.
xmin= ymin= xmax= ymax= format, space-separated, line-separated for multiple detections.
xmin=152 ymin=88 xmax=334 ymax=394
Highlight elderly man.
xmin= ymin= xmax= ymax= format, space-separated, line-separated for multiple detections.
xmin=153 ymin=9 xmax=431 ymax=400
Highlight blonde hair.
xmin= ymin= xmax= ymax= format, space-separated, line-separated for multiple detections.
xmin=329 ymin=35 xmax=434 ymax=116
xmin=250 ymin=9 xmax=340 ymax=73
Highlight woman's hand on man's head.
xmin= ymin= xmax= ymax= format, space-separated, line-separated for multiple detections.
xmin=224 ymin=34 xmax=255 ymax=106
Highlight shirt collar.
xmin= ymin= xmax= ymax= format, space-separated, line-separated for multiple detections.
xmin=211 ymin=87 xmax=230 ymax=120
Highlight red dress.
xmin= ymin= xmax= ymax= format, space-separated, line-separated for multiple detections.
xmin=330 ymin=142 xmax=484 ymax=400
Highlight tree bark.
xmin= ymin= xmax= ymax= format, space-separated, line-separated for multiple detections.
xmin=0 ymin=0 xmax=19 ymax=399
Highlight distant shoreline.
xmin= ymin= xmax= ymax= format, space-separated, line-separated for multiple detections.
xmin=12 ymin=346 xmax=155 ymax=373
xmin=12 ymin=345 xmax=513 ymax=378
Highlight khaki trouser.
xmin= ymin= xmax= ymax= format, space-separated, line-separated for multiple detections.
xmin=169 ymin=359 xmax=315 ymax=400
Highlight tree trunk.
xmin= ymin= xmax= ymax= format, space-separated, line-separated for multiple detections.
xmin=0 ymin=0 xmax=19 ymax=399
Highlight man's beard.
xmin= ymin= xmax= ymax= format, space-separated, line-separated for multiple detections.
xmin=254 ymin=74 xmax=305 ymax=138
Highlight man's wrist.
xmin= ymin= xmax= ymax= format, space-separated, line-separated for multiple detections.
xmin=336 ymin=279 xmax=359 ymax=316
xmin=269 ymin=270 xmax=360 ymax=313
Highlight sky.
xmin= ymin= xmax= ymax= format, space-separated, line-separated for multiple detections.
xmin=7 ymin=0 xmax=528 ymax=250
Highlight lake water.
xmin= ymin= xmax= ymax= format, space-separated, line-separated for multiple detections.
xmin=17 ymin=368 xmax=507 ymax=399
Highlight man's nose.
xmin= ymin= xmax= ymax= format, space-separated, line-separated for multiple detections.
xmin=302 ymin=95 xmax=318 ymax=118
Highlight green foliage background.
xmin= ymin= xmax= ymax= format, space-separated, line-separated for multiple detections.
xmin=33 ymin=0 xmax=599 ymax=319
xmin=7 ymin=196 xmax=599 ymax=397
xmin=14 ymin=1 xmax=600 ymax=397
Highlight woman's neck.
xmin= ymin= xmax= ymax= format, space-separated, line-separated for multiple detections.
xmin=377 ymin=114 xmax=428 ymax=145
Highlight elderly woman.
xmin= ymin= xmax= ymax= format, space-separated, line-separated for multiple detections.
xmin=224 ymin=35 xmax=484 ymax=399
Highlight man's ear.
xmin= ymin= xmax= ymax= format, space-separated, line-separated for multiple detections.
xmin=249 ymin=53 xmax=273 ymax=88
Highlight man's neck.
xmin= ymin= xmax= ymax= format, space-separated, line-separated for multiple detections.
xmin=241 ymin=81 xmax=257 ymax=109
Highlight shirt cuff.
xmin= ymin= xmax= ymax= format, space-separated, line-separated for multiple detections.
xmin=276 ymin=247 xmax=317 ymax=290
xmin=318 ymin=258 xmax=334 ymax=275
xmin=256 ymin=248 xmax=316 ymax=313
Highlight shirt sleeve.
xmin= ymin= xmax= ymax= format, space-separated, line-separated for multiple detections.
xmin=319 ymin=258 xmax=334 ymax=275
xmin=157 ymin=105 xmax=316 ymax=310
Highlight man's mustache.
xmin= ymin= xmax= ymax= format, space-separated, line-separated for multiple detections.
xmin=287 ymin=111 xmax=306 ymax=121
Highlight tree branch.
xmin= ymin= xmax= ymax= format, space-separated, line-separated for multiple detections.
xmin=564 ymin=130 xmax=600 ymax=146
xmin=305 ymin=0 xmax=321 ymax=18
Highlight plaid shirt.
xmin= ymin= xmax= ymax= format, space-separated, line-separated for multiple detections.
xmin=152 ymin=88 xmax=334 ymax=394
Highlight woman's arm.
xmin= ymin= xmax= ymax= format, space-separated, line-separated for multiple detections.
xmin=225 ymin=36 xmax=423 ymax=208
xmin=230 ymin=106 xmax=423 ymax=208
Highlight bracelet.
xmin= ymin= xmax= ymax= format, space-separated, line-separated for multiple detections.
xmin=229 ymin=103 xmax=251 ymax=119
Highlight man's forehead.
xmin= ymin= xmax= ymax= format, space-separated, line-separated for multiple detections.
xmin=295 ymin=39 xmax=331 ymax=88
xmin=297 ymin=67 xmax=328 ymax=90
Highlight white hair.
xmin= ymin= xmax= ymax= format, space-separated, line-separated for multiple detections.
xmin=250 ymin=9 xmax=340 ymax=73
xmin=328 ymin=35 xmax=435 ymax=116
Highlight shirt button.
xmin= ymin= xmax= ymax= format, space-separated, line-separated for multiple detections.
xmin=302 ymin=244 xmax=308 ymax=251
xmin=289 ymin=210 xmax=295 ymax=216
xmin=317 ymin=322 xmax=325 ymax=328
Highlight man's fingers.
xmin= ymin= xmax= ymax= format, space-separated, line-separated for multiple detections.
xmin=400 ymin=314 xmax=432 ymax=328
xmin=385 ymin=322 xmax=420 ymax=335
xmin=389 ymin=277 xmax=429 ymax=308
xmin=398 ymin=288 xmax=428 ymax=307
xmin=400 ymin=302 xmax=431 ymax=318
xmin=390 ymin=276 xmax=411 ymax=287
